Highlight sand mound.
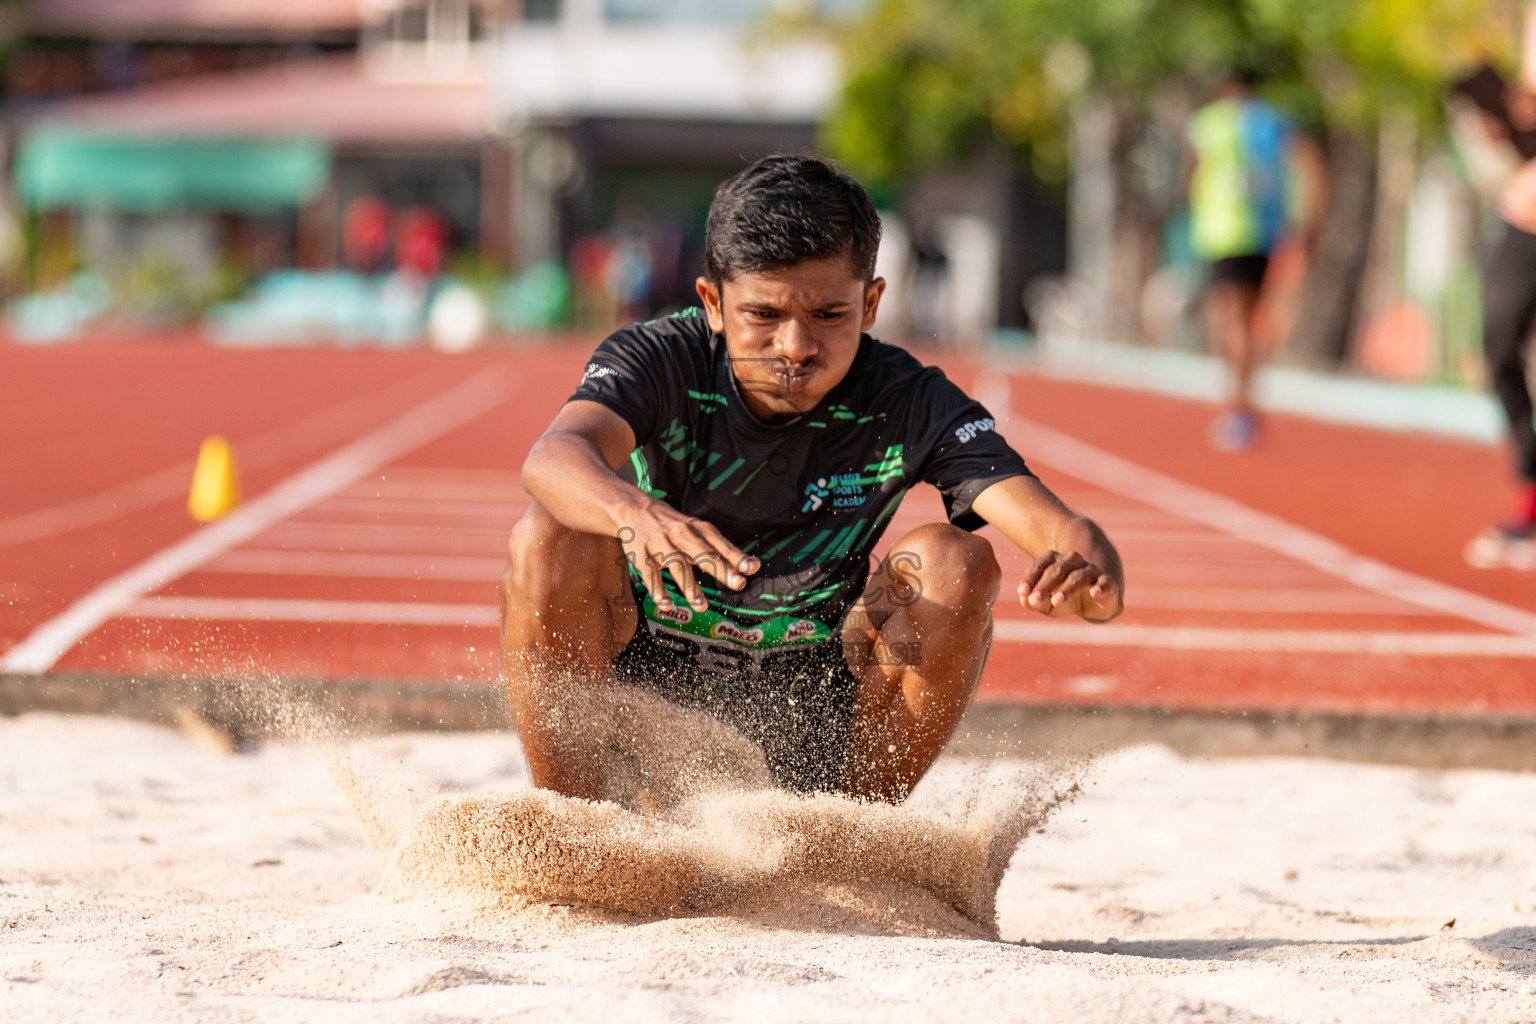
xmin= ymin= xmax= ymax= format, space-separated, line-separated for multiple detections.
xmin=329 ymin=686 xmax=1081 ymax=938
xmin=383 ymin=789 xmax=750 ymax=917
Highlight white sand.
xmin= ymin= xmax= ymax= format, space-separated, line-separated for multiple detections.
xmin=3 ymin=711 xmax=1536 ymax=1022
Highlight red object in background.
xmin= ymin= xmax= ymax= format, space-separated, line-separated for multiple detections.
xmin=1354 ymin=301 xmax=1435 ymax=383
xmin=393 ymin=206 xmax=448 ymax=277
xmin=569 ymin=234 xmax=613 ymax=290
xmin=342 ymin=195 xmax=391 ymax=272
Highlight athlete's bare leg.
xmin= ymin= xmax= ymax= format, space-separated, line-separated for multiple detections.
xmin=839 ymin=523 xmax=1002 ymax=803
xmin=1205 ymin=280 xmax=1263 ymax=413
xmin=500 ymin=502 xmax=635 ymax=800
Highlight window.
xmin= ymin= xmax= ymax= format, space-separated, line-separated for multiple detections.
xmin=600 ymin=0 xmax=867 ymax=25
xmin=522 ymin=0 xmax=561 ymax=21
xmin=394 ymin=4 xmax=429 ymax=41
xmin=603 ymin=0 xmax=770 ymax=25
xmin=383 ymin=2 xmax=501 ymax=45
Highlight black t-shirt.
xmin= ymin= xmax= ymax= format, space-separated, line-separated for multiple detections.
xmin=568 ymin=308 xmax=1031 ymax=649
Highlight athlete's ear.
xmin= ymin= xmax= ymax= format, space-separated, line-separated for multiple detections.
xmin=696 ymin=276 xmax=725 ymax=333
xmin=861 ymin=277 xmax=886 ymax=332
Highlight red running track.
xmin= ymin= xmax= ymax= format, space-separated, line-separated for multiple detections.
xmin=3 ymin=338 xmax=1535 ymax=718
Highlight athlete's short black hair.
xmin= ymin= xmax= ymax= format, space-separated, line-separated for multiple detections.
xmin=704 ymin=153 xmax=882 ymax=283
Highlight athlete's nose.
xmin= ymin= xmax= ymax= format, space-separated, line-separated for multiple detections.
xmin=774 ymin=317 xmax=817 ymax=364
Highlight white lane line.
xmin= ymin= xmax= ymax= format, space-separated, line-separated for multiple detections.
xmin=127 ymin=596 xmax=499 ymax=627
xmin=992 ymin=619 xmax=1536 ymax=656
xmin=1126 ymin=586 xmax=1444 ymax=615
xmin=205 ymin=549 xmax=505 ymax=581
xmin=0 ymin=374 xmax=451 ymax=549
xmin=1128 ymin=552 xmax=1313 ymax=566
xmin=1128 ymin=565 xmax=1360 ymax=588
xmin=973 ymin=373 xmax=1536 ymax=638
xmin=119 ymin=597 xmax=1521 ymax=653
xmin=2 ymin=368 xmax=514 ymax=674
xmin=0 ymin=463 xmax=194 ymax=549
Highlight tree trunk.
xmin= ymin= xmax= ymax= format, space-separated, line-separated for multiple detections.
xmin=1286 ymin=127 xmax=1377 ymax=366
xmin=1067 ymin=97 xmax=1118 ymax=340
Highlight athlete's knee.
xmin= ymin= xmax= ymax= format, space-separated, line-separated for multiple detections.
xmin=503 ymin=502 xmax=622 ymax=605
xmin=885 ymin=523 xmax=1001 ymax=608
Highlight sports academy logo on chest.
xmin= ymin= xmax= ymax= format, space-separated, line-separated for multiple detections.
xmin=801 ymin=471 xmax=871 ymax=514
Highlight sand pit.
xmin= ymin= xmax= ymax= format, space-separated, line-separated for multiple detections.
xmin=334 ymin=687 xmax=1070 ymax=935
xmin=4 ymin=711 xmax=1536 ymax=1022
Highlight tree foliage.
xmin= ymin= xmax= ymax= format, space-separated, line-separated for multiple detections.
xmin=821 ymin=0 xmax=1519 ymax=185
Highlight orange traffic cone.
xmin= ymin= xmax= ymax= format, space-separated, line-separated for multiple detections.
xmin=187 ymin=435 xmax=241 ymax=522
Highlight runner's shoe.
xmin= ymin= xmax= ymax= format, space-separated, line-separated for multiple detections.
xmin=1464 ymin=523 xmax=1536 ymax=570
xmin=1208 ymin=410 xmax=1259 ymax=452
xmin=1466 ymin=484 xmax=1536 ymax=568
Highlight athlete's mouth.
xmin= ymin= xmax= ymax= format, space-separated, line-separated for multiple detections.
xmin=771 ymin=364 xmax=815 ymax=392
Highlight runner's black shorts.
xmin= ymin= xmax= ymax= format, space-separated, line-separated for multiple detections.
xmin=1208 ymin=253 xmax=1270 ymax=289
xmin=610 ymin=610 xmax=861 ymax=794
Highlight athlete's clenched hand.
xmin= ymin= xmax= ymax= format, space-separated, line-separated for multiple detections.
xmin=1019 ymin=549 xmax=1121 ymax=622
xmin=618 ymin=502 xmax=760 ymax=613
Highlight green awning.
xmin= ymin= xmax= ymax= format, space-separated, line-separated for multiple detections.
xmin=15 ymin=131 xmax=333 ymax=212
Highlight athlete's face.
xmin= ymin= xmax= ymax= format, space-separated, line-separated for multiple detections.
xmin=697 ymin=257 xmax=885 ymax=425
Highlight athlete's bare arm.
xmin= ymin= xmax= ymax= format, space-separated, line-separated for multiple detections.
xmin=522 ymin=400 xmax=759 ymax=612
xmin=1289 ymin=134 xmax=1328 ymax=248
xmin=971 ymin=475 xmax=1124 ymax=622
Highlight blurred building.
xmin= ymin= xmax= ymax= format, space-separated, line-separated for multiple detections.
xmin=7 ymin=0 xmax=506 ymax=325
xmin=496 ymin=0 xmax=860 ymax=318
xmin=492 ymin=0 xmax=1064 ymax=338
xmin=10 ymin=0 xmax=364 ymax=100
xmin=3 ymin=0 xmax=1063 ymax=341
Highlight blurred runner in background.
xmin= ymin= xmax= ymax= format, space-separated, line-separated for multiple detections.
xmin=1185 ymin=72 xmax=1319 ymax=452
xmin=1468 ymin=3 xmax=1536 ymax=565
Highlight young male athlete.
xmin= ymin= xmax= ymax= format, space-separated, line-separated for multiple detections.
xmin=502 ymin=155 xmax=1123 ymax=804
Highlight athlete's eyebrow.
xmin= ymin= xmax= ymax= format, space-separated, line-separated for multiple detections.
xmin=736 ymin=298 xmax=853 ymax=314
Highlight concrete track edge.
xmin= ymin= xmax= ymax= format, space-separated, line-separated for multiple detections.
xmin=951 ymin=702 xmax=1536 ymax=772
xmin=5 ymin=672 xmax=1536 ymax=773
xmin=982 ymin=338 xmax=1504 ymax=444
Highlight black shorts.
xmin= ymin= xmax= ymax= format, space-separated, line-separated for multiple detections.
xmin=1208 ymin=254 xmax=1270 ymax=289
xmin=611 ymin=612 xmax=861 ymax=794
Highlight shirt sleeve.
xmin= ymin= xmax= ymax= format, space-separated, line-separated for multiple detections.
xmin=912 ymin=373 xmax=1033 ymax=531
xmin=566 ymin=322 xmax=679 ymax=445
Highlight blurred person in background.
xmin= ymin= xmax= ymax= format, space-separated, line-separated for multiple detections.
xmin=1467 ymin=2 xmax=1536 ymax=564
xmin=604 ymin=215 xmax=656 ymax=325
xmin=1185 ymin=71 xmax=1320 ymax=452
xmin=393 ymin=206 xmax=448 ymax=278
xmin=571 ymin=232 xmax=618 ymax=328
xmin=343 ymin=195 xmax=391 ymax=274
